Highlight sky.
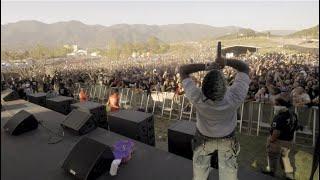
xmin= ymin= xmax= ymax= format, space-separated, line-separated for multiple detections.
xmin=1 ymin=1 xmax=319 ymax=31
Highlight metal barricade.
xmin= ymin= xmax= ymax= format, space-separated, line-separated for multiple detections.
xmin=241 ymin=101 xmax=251 ymax=134
xmin=119 ymin=88 xmax=133 ymax=108
xmin=237 ymin=103 xmax=244 ymax=133
xmin=179 ymin=95 xmax=194 ymax=121
xmin=66 ymin=84 xmax=319 ymax=147
xmin=88 ymin=85 xmax=95 ymax=100
xmin=131 ymin=89 xmax=144 ymax=108
xmin=97 ymin=85 xmax=107 ymax=103
xmin=256 ymin=102 xmax=273 ymax=136
xmin=312 ymin=106 xmax=319 ymax=147
xmin=294 ymin=106 xmax=318 ymax=147
xmin=91 ymin=85 xmax=103 ymax=102
xmin=73 ymin=83 xmax=81 ymax=101
xmin=99 ymin=86 xmax=110 ymax=104
xmin=161 ymin=92 xmax=175 ymax=120
xmin=150 ymin=91 xmax=164 ymax=114
xmin=139 ymin=90 xmax=150 ymax=112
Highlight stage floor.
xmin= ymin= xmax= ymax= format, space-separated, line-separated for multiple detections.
xmin=1 ymin=100 xmax=275 ymax=180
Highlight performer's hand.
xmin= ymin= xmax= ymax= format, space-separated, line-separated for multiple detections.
xmin=215 ymin=57 xmax=226 ymax=69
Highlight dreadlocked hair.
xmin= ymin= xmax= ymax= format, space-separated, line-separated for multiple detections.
xmin=201 ymin=70 xmax=227 ymax=102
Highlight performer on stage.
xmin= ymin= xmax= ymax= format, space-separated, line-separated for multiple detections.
xmin=179 ymin=56 xmax=250 ymax=180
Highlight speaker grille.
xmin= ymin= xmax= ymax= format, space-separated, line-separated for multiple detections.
xmin=61 ymin=109 xmax=97 ymax=135
xmin=62 ymin=109 xmax=92 ymax=130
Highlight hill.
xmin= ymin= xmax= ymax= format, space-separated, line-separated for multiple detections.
xmin=1 ymin=21 xmax=256 ymax=50
xmin=262 ymin=30 xmax=297 ymax=36
xmin=288 ymin=25 xmax=319 ymax=39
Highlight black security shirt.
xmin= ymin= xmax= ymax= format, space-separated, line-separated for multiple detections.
xmin=270 ymin=110 xmax=297 ymax=141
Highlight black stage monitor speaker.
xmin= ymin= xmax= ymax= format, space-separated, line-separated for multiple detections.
xmin=46 ymin=96 xmax=74 ymax=115
xmin=1 ymin=89 xmax=19 ymax=101
xmin=27 ymin=92 xmax=47 ymax=107
xmin=168 ymin=120 xmax=218 ymax=169
xmin=61 ymin=109 xmax=97 ymax=135
xmin=3 ymin=110 xmax=38 ymax=135
xmin=168 ymin=121 xmax=195 ymax=159
xmin=108 ymin=110 xmax=155 ymax=146
xmin=71 ymin=101 xmax=107 ymax=129
xmin=62 ymin=137 xmax=114 ymax=180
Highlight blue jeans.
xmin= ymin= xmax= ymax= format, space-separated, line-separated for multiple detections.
xmin=192 ymin=132 xmax=240 ymax=180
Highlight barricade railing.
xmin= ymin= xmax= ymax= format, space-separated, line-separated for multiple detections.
xmin=179 ymin=95 xmax=194 ymax=121
xmin=161 ymin=92 xmax=176 ymax=120
xmin=294 ymin=106 xmax=318 ymax=147
xmin=73 ymin=85 xmax=319 ymax=147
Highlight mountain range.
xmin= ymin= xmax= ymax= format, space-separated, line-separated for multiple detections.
xmin=1 ymin=20 xmax=318 ymax=50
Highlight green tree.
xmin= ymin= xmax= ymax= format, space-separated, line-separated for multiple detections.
xmin=122 ymin=43 xmax=134 ymax=57
xmin=147 ymin=36 xmax=161 ymax=53
xmin=159 ymin=44 xmax=170 ymax=53
xmin=106 ymin=41 xmax=121 ymax=59
xmin=30 ymin=44 xmax=49 ymax=59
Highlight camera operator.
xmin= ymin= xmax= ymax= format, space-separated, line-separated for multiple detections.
xmin=262 ymin=97 xmax=300 ymax=179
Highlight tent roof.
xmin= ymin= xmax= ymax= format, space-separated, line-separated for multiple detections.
xmin=222 ymin=45 xmax=261 ymax=49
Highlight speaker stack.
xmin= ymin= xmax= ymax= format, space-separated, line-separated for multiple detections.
xmin=71 ymin=101 xmax=108 ymax=129
xmin=168 ymin=120 xmax=218 ymax=169
xmin=46 ymin=96 xmax=74 ymax=115
xmin=108 ymin=110 xmax=155 ymax=146
xmin=62 ymin=137 xmax=114 ymax=180
xmin=27 ymin=92 xmax=47 ymax=107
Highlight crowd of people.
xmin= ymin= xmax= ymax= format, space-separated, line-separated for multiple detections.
xmin=2 ymin=51 xmax=319 ymax=108
xmin=243 ymin=52 xmax=319 ymax=107
xmin=1 ymin=49 xmax=319 ymax=180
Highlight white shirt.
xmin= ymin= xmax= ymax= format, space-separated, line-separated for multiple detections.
xmin=182 ymin=72 xmax=250 ymax=137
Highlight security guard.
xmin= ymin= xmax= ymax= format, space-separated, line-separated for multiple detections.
xmin=262 ymin=97 xmax=299 ymax=180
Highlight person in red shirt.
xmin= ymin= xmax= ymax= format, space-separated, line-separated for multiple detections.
xmin=79 ymin=88 xmax=88 ymax=102
xmin=175 ymin=82 xmax=184 ymax=95
xmin=108 ymin=89 xmax=120 ymax=112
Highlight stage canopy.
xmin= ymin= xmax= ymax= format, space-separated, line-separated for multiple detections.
xmin=222 ymin=45 xmax=260 ymax=57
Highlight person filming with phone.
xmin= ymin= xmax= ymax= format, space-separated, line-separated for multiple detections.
xmin=179 ymin=42 xmax=250 ymax=180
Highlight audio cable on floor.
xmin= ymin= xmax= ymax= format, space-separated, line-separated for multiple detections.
xmin=38 ymin=120 xmax=65 ymax=144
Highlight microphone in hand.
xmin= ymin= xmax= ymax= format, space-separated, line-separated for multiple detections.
xmin=215 ymin=41 xmax=226 ymax=69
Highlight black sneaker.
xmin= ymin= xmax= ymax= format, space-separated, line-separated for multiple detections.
xmin=261 ymin=169 xmax=275 ymax=177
